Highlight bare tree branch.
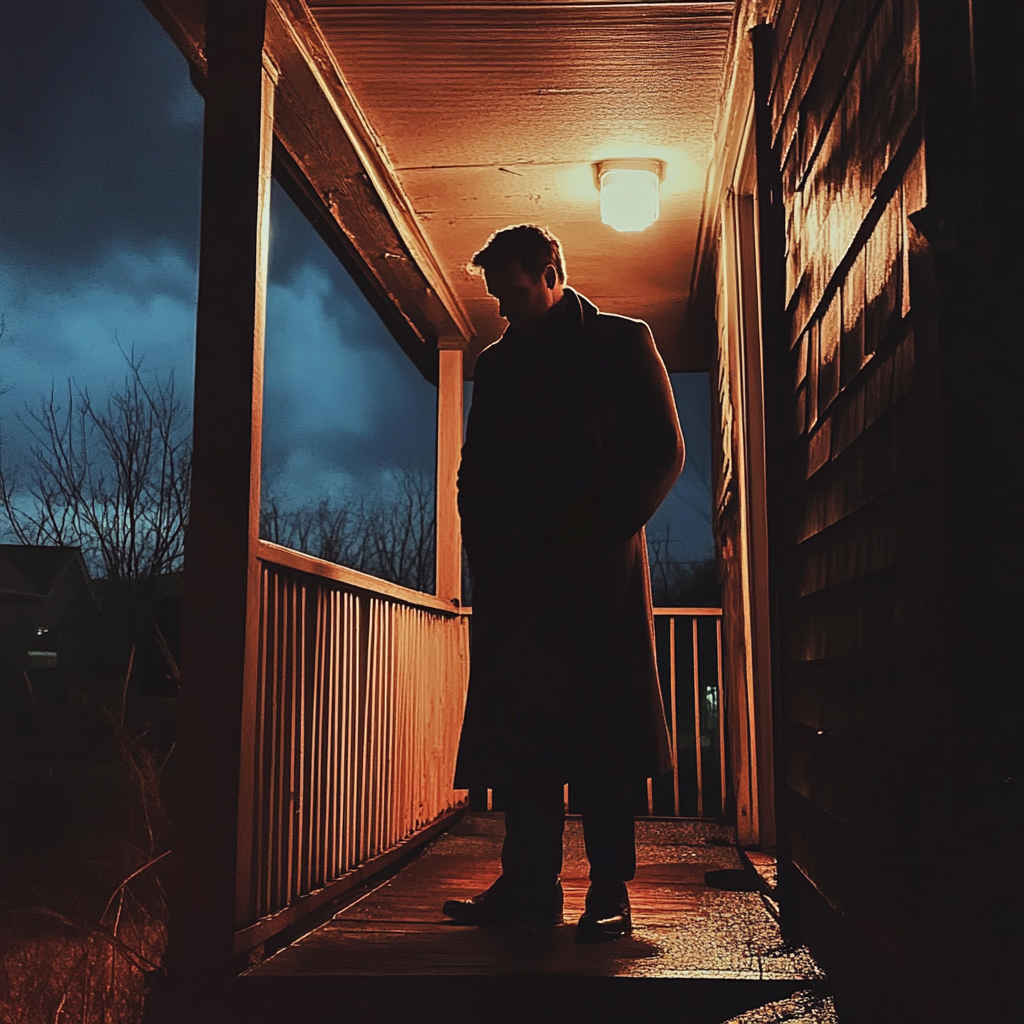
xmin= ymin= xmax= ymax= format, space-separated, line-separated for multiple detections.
xmin=0 ymin=346 xmax=191 ymax=578
xmin=259 ymin=468 xmax=436 ymax=593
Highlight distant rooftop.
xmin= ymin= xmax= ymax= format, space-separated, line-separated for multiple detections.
xmin=0 ymin=545 xmax=89 ymax=599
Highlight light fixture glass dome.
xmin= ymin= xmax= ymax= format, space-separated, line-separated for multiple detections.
xmin=597 ymin=159 xmax=663 ymax=233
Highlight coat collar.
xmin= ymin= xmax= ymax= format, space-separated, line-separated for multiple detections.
xmin=565 ymin=286 xmax=600 ymax=330
xmin=501 ymin=287 xmax=599 ymax=348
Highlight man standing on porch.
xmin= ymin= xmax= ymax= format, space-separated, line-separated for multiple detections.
xmin=443 ymin=224 xmax=684 ymax=942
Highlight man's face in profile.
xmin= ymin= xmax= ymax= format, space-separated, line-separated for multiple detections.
xmin=483 ymin=260 xmax=561 ymax=334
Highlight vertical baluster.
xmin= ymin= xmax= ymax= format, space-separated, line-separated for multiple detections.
xmin=276 ymin=576 xmax=287 ymax=910
xmin=355 ymin=596 xmax=366 ymax=868
xmin=303 ymin=587 xmax=315 ymax=894
xmin=692 ymin=617 xmax=704 ymax=818
xmin=358 ymin=600 xmax=370 ymax=866
xmin=717 ymin=616 xmax=726 ymax=816
xmin=273 ymin=573 xmax=288 ymax=912
xmin=321 ymin=588 xmax=329 ymax=883
xmin=382 ymin=603 xmax=393 ymax=850
xmin=408 ymin=610 xmax=416 ymax=832
xmin=298 ymin=583 xmax=309 ymax=901
xmin=370 ymin=602 xmax=382 ymax=860
xmin=373 ymin=599 xmax=383 ymax=858
xmin=388 ymin=605 xmax=397 ymax=844
xmin=255 ymin=567 xmax=270 ymax=917
xmin=271 ymin=575 xmax=284 ymax=910
xmin=321 ymin=588 xmax=333 ymax=884
xmin=316 ymin=587 xmax=327 ymax=886
xmin=389 ymin=606 xmax=398 ymax=847
xmin=394 ymin=608 xmax=405 ymax=843
xmin=310 ymin=586 xmax=324 ymax=889
xmin=341 ymin=592 xmax=350 ymax=874
xmin=343 ymin=592 xmax=355 ymax=874
xmin=670 ymin=616 xmax=680 ymax=817
xmin=329 ymin=589 xmax=340 ymax=878
xmin=287 ymin=580 xmax=300 ymax=905
xmin=384 ymin=605 xmax=396 ymax=848
xmin=351 ymin=591 xmax=362 ymax=872
xmin=402 ymin=610 xmax=413 ymax=836
xmin=277 ymin=577 xmax=289 ymax=909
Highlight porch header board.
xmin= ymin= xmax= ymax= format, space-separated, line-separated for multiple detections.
xmin=144 ymin=0 xmax=475 ymax=386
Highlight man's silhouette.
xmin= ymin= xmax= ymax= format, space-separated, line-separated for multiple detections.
xmin=443 ymin=224 xmax=684 ymax=942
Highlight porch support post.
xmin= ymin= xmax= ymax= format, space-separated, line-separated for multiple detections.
xmin=169 ymin=0 xmax=273 ymax=981
xmin=435 ymin=341 xmax=465 ymax=605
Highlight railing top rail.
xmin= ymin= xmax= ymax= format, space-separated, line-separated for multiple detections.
xmin=256 ymin=539 xmax=467 ymax=616
xmin=652 ymin=607 xmax=723 ymax=616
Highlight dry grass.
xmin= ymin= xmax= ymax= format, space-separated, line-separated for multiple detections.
xmin=0 ymin=647 xmax=172 ymax=1024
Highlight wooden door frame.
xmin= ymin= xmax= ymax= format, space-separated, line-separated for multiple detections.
xmin=716 ymin=98 xmax=776 ymax=851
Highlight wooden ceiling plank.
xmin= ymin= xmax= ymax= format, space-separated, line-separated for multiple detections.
xmin=308 ymin=0 xmax=732 ymax=369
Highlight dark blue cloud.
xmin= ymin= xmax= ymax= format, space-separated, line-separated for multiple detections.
xmin=262 ymin=183 xmax=437 ymax=501
xmin=647 ymin=373 xmax=714 ymax=563
xmin=0 ymin=0 xmax=203 ymax=281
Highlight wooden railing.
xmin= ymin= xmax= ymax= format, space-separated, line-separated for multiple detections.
xmin=650 ymin=608 xmax=725 ymax=819
xmin=474 ymin=607 xmax=727 ymax=822
xmin=232 ymin=558 xmax=722 ymax=953
xmin=235 ymin=541 xmax=469 ymax=952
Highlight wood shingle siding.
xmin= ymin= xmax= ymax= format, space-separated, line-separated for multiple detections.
xmin=767 ymin=0 xmax=938 ymax=969
xmin=701 ymin=0 xmax=1024 ymax=1017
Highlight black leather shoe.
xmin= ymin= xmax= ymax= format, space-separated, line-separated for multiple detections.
xmin=442 ymin=875 xmax=563 ymax=928
xmin=575 ymin=882 xmax=632 ymax=943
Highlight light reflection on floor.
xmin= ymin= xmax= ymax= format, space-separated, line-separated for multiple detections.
xmin=250 ymin=814 xmax=825 ymax=984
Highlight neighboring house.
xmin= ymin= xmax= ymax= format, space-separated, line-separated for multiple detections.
xmin=0 ymin=545 xmax=98 ymax=676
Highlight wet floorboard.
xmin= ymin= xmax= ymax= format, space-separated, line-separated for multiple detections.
xmin=237 ymin=813 xmax=823 ymax=1023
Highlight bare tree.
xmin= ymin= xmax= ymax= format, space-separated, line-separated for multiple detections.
xmin=0 ymin=347 xmax=191 ymax=579
xmin=666 ymin=451 xmax=714 ymax=528
xmin=260 ymin=469 xmax=436 ymax=593
xmin=360 ymin=469 xmax=435 ymax=592
xmin=261 ymin=492 xmax=365 ymax=568
xmin=647 ymin=521 xmax=719 ymax=607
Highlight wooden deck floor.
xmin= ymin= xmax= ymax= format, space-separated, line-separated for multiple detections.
xmin=232 ymin=813 xmax=824 ymax=1023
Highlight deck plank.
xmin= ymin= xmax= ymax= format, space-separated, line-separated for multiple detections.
xmin=248 ymin=814 xmax=821 ymax=983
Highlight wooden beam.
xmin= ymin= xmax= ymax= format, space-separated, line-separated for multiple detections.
xmin=257 ymin=540 xmax=466 ymax=617
xmin=169 ymin=0 xmax=273 ymax=982
xmin=435 ymin=343 xmax=464 ymax=606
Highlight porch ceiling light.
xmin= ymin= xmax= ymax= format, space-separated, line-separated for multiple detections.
xmin=596 ymin=159 xmax=664 ymax=233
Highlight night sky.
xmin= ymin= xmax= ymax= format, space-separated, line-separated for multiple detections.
xmin=0 ymin=0 xmax=713 ymax=566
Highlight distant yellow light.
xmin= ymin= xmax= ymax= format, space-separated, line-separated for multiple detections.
xmin=597 ymin=159 xmax=663 ymax=233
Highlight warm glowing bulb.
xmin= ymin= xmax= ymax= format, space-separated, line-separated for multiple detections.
xmin=599 ymin=162 xmax=661 ymax=232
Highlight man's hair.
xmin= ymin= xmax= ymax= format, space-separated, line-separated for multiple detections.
xmin=471 ymin=224 xmax=567 ymax=283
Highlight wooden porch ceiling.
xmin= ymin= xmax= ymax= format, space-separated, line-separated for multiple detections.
xmin=146 ymin=0 xmax=735 ymax=375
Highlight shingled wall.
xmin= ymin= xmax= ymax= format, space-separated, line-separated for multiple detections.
xmin=757 ymin=1 xmax=1021 ymax=1020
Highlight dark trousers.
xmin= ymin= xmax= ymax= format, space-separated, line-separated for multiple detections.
xmin=500 ymin=777 xmax=636 ymax=888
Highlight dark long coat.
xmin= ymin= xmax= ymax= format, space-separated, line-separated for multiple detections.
xmin=453 ymin=288 xmax=684 ymax=787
